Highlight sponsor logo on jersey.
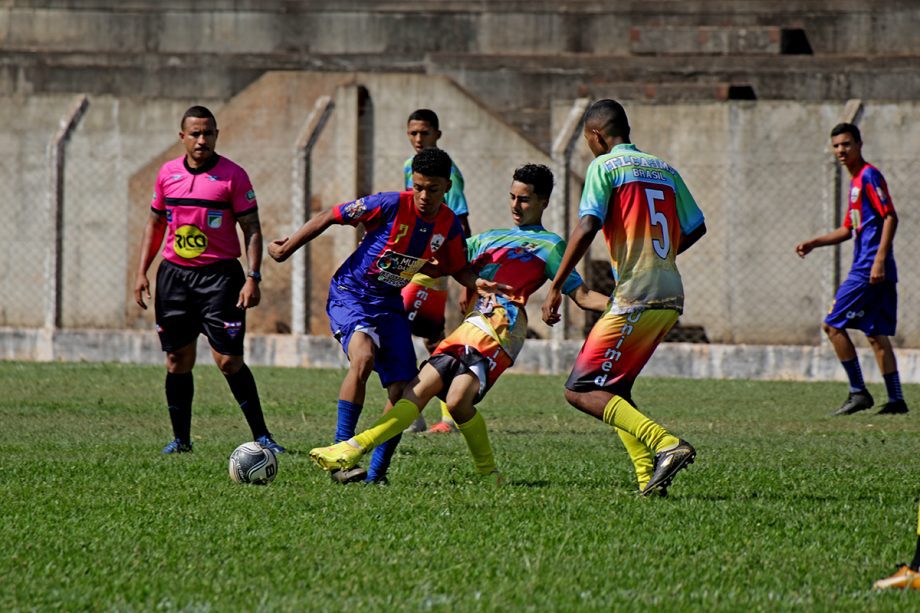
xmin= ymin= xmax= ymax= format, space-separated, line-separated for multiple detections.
xmin=166 ymin=210 xmax=173 ymax=223
xmin=246 ymin=189 xmax=256 ymax=201
xmin=171 ymin=174 xmax=183 ymax=180
xmin=151 ymin=192 xmax=157 ymax=202
xmin=224 ymin=321 xmax=242 ymax=338
xmin=207 ymin=210 xmax=223 ymax=228
xmin=850 ymin=186 xmax=860 ymax=203
xmin=375 ymin=249 xmax=426 ymax=287
xmin=207 ymin=175 xmax=219 ymax=182
xmin=343 ymin=198 xmax=366 ymax=220
xmin=430 ymin=233 xmax=445 ymax=252
xmin=173 ymin=224 xmax=208 ymax=258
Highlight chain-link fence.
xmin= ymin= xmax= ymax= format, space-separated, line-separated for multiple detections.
xmin=5 ymin=89 xmax=920 ymax=349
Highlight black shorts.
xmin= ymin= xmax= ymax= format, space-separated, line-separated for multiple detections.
xmin=154 ymin=259 xmax=246 ymax=355
xmin=425 ymin=350 xmax=490 ymax=405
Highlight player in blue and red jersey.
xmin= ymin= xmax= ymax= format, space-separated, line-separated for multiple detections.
xmin=133 ymin=105 xmax=284 ymax=456
xmin=308 ymin=164 xmax=608 ymax=482
xmin=270 ymin=148 xmax=503 ymax=483
xmin=542 ymin=100 xmax=706 ymax=497
xmin=401 ymin=109 xmax=471 ymax=434
xmin=796 ymin=123 xmax=908 ymax=416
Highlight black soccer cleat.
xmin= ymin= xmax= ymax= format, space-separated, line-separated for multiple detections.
xmin=162 ymin=439 xmax=193 ymax=454
xmin=640 ymin=439 xmax=696 ymax=497
xmin=877 ymin=399 xmax=909 ymax=415
xmin=330 ymin=466 xmax=368 ymax=484
xmin=831 ymin=390 xmax=874 ymax=416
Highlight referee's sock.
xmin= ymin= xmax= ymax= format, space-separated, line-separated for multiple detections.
xmin=165 ymin=371 xmax=194 ymax=443
xmin=225 ymin=364 xmax=269 ymax=439
xmin=335 ymin=400 xmax=363 ymax=443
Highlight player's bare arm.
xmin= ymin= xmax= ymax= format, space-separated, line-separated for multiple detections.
xmin=795 ymin=225 xmax=851 ymax=258
xmin=237 ymin=210 xmax=263 ymax=309
xmin=677 ymin=222 xmax=707 ymax=255
xmin=569 ymin=285 xmax=609 ymax=313
xmin=870 ymin=213 xmax=898 ymax=284
xmin=268 ymin=207 xmax=337 ymax=263
xmin=542 ymin=215 xmax=602 ymax=324
xmin=133 ymin=210 xmax=167 ymax=310
xmin=458 ymin=213 xmax=472 ymax=238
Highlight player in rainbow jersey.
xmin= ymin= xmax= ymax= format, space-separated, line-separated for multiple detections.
xmin=543 ymin=99 xmax=707 ymax=497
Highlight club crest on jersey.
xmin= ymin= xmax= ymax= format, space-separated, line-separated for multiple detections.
xmin=850 ymin=186 xmax=860 ymax=203
xmin=151 ymin=192 xmax=157 ymax=202
xmin=207 ymin=210 xmax=223 ymax=228
xmin=876 ymin=185 xmax=887 ymax=202
xmin=343 ymin=198 xmax=367 ymax=220
xmin=246 ymin=189 xmax=256 ymax=202
xmin=430 ymin=234 xmax=445 ymax=252
xmin=224 ymin=321 xmax=242 ymax=338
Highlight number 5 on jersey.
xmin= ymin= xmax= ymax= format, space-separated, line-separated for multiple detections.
xmin=645 ymin=188 xmax=670 ymax=259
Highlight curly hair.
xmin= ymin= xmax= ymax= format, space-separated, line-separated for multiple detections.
xmin=512 ymin=164 xmax=554 ymax=200
xmin=411 ymin=147 xmax=452 ymax=180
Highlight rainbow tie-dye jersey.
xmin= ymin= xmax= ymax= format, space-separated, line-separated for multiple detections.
xmin=579 ymin=143 xmax=704 ymax=314
xmin=464 ymin=225 xmax=583 ymax=360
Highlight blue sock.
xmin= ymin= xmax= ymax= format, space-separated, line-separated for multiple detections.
xmin=841 ymin=358 xmax=866 ymax=393
xmin=366 ymin=434 xmax=402 ymax=482
xmin=883 ymin=371 xmax=903 ymax=402
xmin=335 ymin=400 xmax=362 ymax=443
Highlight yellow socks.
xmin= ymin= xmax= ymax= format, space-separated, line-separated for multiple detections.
xmin=456 ymin=410 xmax=497 ymax=475
xmin=353 ymin=398 xmax=420 ymax=451
xmin=602 ymin=395 xmax=678 ymax=454
xmin=439 ymin=400 xmax=455 ymax=425
xmin=615 ymin=427 xmax=655 ymax=490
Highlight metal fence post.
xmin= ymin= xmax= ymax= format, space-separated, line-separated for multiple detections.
xmin=550 ymin=98 xmax=590 ymax=341
xmin=44 ymin=94 xmax=89 ymax=332
xmin=290 ymin=95 xmax=335 ymax=335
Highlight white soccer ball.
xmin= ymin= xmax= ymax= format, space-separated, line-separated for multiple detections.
xmin=228 ymin=442 xmax=278 ymax=485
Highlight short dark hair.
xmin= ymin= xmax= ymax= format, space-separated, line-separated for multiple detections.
xmin=512 ymin=164 xmax=554 ymax=200
xmin=181 ymin=105 xmax=217 ymax=129
xmin=584 ymin=99 xmax=630 ymax=141
xmin=411 ymin=147 xmax=452 ymax=179
xmin=831 ymin=122 xmax=861 ymax=144
xmin=407 ymin=109 xmax=440 ymax=129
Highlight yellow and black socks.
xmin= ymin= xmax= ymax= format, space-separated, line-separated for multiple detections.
xmin=456 ymin=410 xmax=497 ymax=475
xmin=602 ymin=395 xmax=678 ymax=454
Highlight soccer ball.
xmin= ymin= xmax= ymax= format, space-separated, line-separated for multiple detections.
xmin=228 ymin=442 xmax=278 ymax=485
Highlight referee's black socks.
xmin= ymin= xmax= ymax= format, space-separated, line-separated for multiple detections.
xmin=225 ymin=364 xmax=269 ymax=439
xmin=165 ymin=371 xmax=194 ymax=443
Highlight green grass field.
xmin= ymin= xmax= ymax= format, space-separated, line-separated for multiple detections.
xmin=2 ymin=361 xmax=918 ymax=611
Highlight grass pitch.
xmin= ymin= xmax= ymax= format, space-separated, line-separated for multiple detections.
xmin=2 ymin=361 xmax=918 ymax=611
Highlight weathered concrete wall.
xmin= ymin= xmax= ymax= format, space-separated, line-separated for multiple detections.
xmin=5 ymin=327 xmax=920 ymax=387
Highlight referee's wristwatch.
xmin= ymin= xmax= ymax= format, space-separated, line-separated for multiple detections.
xmin=247 ymin=271 xmax=262 ymax=283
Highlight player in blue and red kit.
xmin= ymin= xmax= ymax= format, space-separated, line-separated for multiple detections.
xmin=269 ymin=148 xmax=503 ymax=483
xmin=796 ymin=123 xmax=908 ymax=416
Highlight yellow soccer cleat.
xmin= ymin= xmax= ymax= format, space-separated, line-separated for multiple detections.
xmin=309 ymin=441 xmax=365 ymax=471
xmin=873 ymin=565 xmax=920 ymax=590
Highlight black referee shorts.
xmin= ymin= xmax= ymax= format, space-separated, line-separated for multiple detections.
xmin=154 ymin=259 xmax=246 ymax=356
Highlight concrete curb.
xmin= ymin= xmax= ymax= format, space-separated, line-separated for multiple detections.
xmin=3 ymin=327 xmax=920 ymax=384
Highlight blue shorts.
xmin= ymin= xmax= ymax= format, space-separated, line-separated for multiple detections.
xmin=824 ymin=277 xmax=897 ymax=337
xmin=326 ymin=290 xmax=418 ymax=388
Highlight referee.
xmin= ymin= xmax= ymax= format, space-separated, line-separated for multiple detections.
xmin=133 ymin=105 xmax=284 ymax=455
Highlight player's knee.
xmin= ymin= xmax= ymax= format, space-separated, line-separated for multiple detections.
xmin=349 ymin=352 xmax=375 ymax=381
xmin=822 ymin=322 xmax=840 ymax=338
xmin=563 ymin=388 xmax=582 ymax=409
xmin=215 ymin=355 xmax=243 ymax=376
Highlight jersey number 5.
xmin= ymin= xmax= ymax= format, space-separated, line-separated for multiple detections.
xmin=645 ymin=188 xmax=670 ymax=259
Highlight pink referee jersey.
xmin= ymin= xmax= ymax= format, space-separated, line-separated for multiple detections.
xmin=151 ymin=155 xmax=258 ymax=267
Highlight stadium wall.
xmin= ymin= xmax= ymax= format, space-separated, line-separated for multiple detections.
xmin=4 ymin=327 xmax=920 ymax=385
